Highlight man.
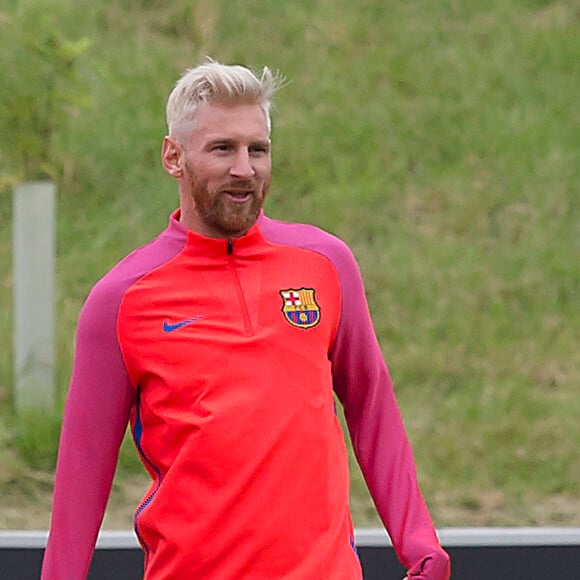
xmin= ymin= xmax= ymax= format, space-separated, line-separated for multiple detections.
xmin=42 ymin=59 xmax=450 ymax=579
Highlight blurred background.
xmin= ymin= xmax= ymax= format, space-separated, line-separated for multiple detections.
xmin=0 ymin=0 xmax=578 ymax=531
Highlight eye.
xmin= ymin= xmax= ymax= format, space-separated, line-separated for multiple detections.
xmin=211 ymin=143 xmax=231 ymax=152
xmin=250 ymin=144 xmax=270 ymax=156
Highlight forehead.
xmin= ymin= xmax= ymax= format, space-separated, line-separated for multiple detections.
xmin=192 ymin=103 xmax=269 ymax=142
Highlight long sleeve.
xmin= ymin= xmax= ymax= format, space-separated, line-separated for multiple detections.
xmin=41 ymin=216 xmax=187 ymax=579
xmin=330 ymin=245 xmax=450 ymax=579
xmin=255 ymin=213 xmax=451 ymax=578
xmin=41 ymin=280 xmax=135 ymax=579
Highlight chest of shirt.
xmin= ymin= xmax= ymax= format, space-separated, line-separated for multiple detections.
xmin=117 ymin=245 xmax=342 ymax=391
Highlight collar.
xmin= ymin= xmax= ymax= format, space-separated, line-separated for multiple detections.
xmin=167 ymin=209 xmax=267 ymax=258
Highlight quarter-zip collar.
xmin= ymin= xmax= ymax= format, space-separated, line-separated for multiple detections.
xmin=168 ymin=209 xmax=267 ymax=259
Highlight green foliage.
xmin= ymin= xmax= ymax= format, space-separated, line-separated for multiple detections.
xmin=0 ymin=0 xmax=91 ymax=183
xmin=9 ymin=410 xmax=61 ymax=471
xmin=0 ymin=0 xmax=579 ymax=527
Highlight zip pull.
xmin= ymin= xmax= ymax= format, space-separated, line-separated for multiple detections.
xmin=227 ymin=239 xmax=233 ymax=255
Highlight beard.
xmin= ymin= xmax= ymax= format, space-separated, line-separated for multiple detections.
xmin=185 ymin=165 xmax=268 ymax=238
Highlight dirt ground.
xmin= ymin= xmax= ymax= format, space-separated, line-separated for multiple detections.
xmin=0 ymin=467 xmax=148 ymax=530
xmin=2 ymin=464 xmax=580 ymax=531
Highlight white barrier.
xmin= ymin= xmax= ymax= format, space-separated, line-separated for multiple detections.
xmin=2 ymin=527 xmax=580 ymax=547
xmin=356 ymin=526 xmax=580 ymax=546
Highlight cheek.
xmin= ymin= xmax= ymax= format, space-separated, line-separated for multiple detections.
xmin=186 ymin=166 xmax=223 ymax=197
xmin=257 ymin=160 xmax=272 ymax=182
xmin=186 ymin=156 xmax=227 ymax=179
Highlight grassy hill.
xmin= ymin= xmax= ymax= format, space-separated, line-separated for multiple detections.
xmin=0 ymin=0 xmax=578 ymax=529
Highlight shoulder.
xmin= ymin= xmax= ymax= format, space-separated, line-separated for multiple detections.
xmin=258 ymin=214 xmax=359 ymax=273
xmin=81 ymin=229 xmax=186 ymax=326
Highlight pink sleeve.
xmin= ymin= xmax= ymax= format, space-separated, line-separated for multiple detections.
xmin=41 ymin=219 xmax=186 ymax=579
xmin=41 ymin=278 xmax=135 ymax=579
xmin=329 ymin=245 xmax=450 ymax=579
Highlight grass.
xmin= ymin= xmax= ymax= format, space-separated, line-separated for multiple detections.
xmin=0 ymin=0 xmax=579 ymax=529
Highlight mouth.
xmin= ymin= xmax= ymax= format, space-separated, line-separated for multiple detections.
xmin=222 ymin=188 xmax=254 ymax=202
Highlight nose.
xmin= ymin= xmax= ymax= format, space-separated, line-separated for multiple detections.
xmin=230 ymin=148 xmax=255 ymax=178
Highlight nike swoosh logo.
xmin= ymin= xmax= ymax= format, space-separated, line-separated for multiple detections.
xmin=163 ymin=316 xmax=203 ymax=333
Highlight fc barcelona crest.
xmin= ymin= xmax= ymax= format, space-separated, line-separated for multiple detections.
xmin=280 ymin=288 xmax=321 ymax=329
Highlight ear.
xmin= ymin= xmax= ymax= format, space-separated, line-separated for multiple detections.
xmin=161 ymin=136 xmax=183 ymax=178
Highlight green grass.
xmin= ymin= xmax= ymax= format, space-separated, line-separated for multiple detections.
xmin=0 ymin=0 xmax=579 ymax=528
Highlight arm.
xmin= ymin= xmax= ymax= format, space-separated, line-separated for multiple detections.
xmin=256 ymin=215 xmax=449 ymax=576
xmin=330 ymin=247 xmax=450 ymax=580
xmin=41 ymin=282 xmax=135 ymax=579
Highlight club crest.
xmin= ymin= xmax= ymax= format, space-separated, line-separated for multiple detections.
xmin=280 ymin=288 xmax=321 ymax=329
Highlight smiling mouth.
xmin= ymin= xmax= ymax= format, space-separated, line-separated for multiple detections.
xmin=223 ymin=189 xmax=253 ymax=201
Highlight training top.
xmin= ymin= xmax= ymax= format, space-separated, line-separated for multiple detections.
xmin=41 ymin=210 xmax=450 ymax=579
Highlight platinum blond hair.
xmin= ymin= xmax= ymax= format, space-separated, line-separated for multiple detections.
xmin=166 ymin=58 xmax=282 ymax=136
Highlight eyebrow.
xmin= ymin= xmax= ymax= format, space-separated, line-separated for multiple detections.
xmin=206 ymin=137 xmax=271 ymax=148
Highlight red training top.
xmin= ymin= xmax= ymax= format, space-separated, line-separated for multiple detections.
xmin=41 ymin=210 xmax=450 ymax=579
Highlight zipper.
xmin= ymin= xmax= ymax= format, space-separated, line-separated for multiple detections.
xmin=227 ymin=239 xmax=253 ymax=335
xmin=132 ymin=387 xmax=161 ymax=565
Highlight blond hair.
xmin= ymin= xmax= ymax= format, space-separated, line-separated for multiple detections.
xmin=166 ymin=58 xmax=282 ymax=136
